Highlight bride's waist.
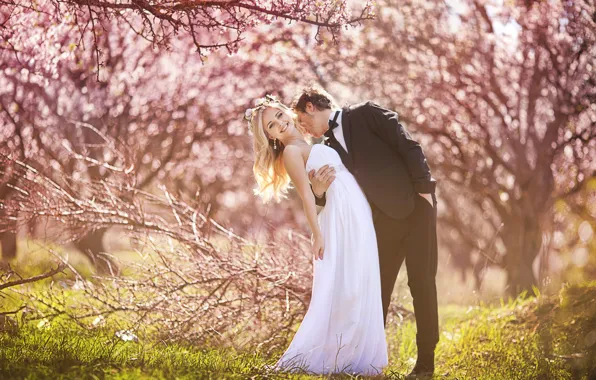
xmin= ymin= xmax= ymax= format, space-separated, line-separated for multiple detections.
xmin=310 ymin=164 xmax=353 ymax=194
xmin=328 ymin=165 xmax=358 ymax=190
xmin=331 ymin=163 xmax=349 ymax=174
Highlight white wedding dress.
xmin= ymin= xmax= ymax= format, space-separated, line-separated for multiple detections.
xmin=275 ymin=143 xmax=388 ymax=375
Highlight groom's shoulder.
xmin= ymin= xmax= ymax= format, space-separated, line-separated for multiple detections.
xmin=348 ymin=100 xmax=394 ymax=112
xmin=346 ymin=100 xmax=378 ymax=114
xmin=346 ymin=101 xmax=395 ymax=117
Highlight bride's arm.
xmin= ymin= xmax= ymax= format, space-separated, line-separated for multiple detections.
xmin=283 ymin=146 xmax=324 ymax=257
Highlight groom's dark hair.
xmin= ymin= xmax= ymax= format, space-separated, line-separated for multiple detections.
xmin=291 ymin=85 xmax=339 ymax=113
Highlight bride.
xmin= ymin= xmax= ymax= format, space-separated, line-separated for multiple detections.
xmin=245 ymin=95 xmax=388 ymax=375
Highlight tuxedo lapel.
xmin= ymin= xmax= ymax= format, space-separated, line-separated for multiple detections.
xmin=326 ymin=135 xmax=351 ymax=172
xmin=341 ymin=107 xmax=354 ymax=170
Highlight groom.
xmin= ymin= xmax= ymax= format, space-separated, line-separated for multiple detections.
xmin=292 ymin=86 xmax=439 ymax=378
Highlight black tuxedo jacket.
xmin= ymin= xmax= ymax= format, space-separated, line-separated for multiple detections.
xmin=314 ymin=101 xmax=436 ymax=220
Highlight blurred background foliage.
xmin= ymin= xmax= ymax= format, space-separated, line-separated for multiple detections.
xmin=0 ymin=0 xmax=594 ymax=303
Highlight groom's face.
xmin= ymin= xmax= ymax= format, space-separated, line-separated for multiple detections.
xmin=296 ymin=102 xmax=329 ymax=139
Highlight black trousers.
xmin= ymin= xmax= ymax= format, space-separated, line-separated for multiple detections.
xmin=371 ymin=194 xmax=439 ymax=355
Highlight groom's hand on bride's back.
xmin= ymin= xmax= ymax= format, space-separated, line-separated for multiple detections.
xmin=309 ymin=165 xmax=336 ymax=197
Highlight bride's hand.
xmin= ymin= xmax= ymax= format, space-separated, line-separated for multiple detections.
xmin=312 ymin=233 xmax=325 ymax=260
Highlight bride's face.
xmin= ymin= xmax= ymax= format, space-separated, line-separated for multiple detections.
xmin=261 ymin=106 xmax=300 ymax=143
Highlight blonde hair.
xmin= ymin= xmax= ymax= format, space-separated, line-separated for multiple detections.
xmin=247 ymin=102 xmax=297 ymax=203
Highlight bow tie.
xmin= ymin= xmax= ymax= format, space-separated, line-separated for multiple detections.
xmin=325 ymin=111 xmax=340 ymax=137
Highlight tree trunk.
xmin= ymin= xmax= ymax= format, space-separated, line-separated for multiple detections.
xmin=502 ymin=215 xmax=542 ymax=297
xmin=0 ymin=192 xmax=17 ymax=263
xmin=0 ymin=164 xmax=17 ymax=263
xmin=73 ymin=228 xmax=119 ymax=276
xmin=0 ymin=230 xmax=17 ymax=262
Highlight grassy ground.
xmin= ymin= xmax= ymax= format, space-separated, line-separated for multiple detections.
xmin=1 ymin=282 xmax=595 ymax=379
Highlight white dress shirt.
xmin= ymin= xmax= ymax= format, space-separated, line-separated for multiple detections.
xmin=328 ymin=108 xmax=348 ymax=153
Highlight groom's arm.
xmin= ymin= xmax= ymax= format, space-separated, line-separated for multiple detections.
xmin=366 ymin=102 xmax=436 ymax=194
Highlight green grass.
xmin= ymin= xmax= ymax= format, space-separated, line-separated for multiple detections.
xmin=431 ymin=282 xmax=596 ymax=379
xmin=0 ymin=322 xmax=269 ymax=380
xmin=1 ymin=283 xmax=595 ymax=379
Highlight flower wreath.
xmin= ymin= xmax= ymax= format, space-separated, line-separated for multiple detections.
xmin=244 ymin=94 xmax=280 ymax=134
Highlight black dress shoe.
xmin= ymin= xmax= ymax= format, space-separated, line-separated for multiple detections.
xmin=406 ymin=368 xmax=434 ymax=379
xmin=406 ymin=353 xmax=435 ymax=379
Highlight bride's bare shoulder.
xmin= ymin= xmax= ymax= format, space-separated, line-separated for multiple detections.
xmin=283 ymin=144 xmax=308 ymax=165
